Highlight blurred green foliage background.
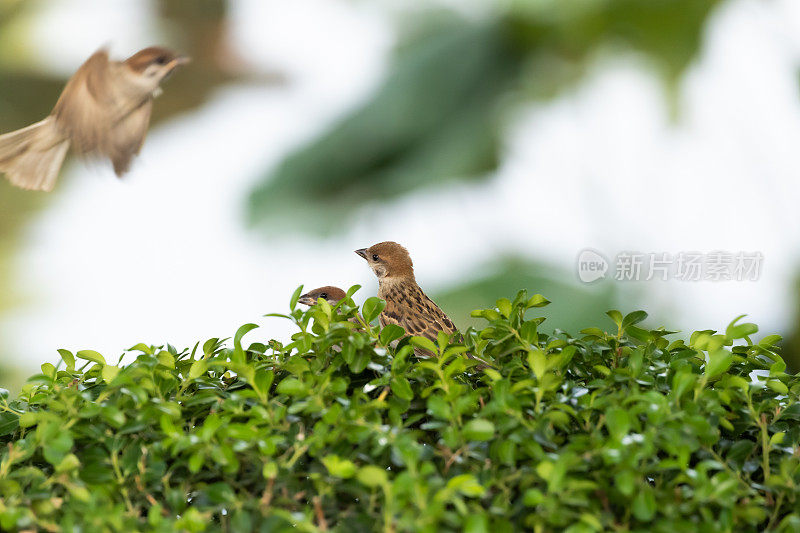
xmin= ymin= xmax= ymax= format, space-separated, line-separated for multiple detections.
xmin=248 ymin=0 xmax=721 ymax=232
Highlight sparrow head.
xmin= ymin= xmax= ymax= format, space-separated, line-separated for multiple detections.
xmin=124 ymin=46 xmax=190 ymax=83
xmin=298 ymin=286 xmax=347 ymax=307
xmin=355 ymin=241 xmax=414 ymax=280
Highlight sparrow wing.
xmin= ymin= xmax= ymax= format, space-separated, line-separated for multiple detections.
xmin=378 ymin=282 xmax=490 ymax=366
xmin=108 ymin=100 xmax=152 ymax=176
xmin=52 ymin=49 xmax=120 ymax=155
xmin=379 ymin=301 xmax=404 ymax=329
xmin=414 ymin=291 xmax=456 ymax=340
xmin=380 ymin=284 xmax=458 ymax=357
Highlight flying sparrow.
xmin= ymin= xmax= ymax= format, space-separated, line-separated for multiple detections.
xmin=0 ymin=46 xmax=189 ymax=192
xmin=355 ymin=241 xmax=464 ymax=359
xmin=297 ymin=286 xmax=347 ymax=307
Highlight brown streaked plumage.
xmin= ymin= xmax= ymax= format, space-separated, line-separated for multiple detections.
xmin=298 ymin=286 xmax=347 ymax=307
xmin=355 ymin=242 xmax=458 ymax=357
xmin=0 ymin=46 xmax=188 ymax=191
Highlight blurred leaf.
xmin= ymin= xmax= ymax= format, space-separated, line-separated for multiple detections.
xmin=248 ymin=2 xmax=721 ymax=235
xmin=705 ymin=348 xmax=732 ymax=378
xmin=248 ymin=16 xmax=521 ymax=234
xmin=463 ymin=418 xmax=495 ymax=441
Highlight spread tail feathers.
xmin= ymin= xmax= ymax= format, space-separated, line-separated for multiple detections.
xmin=0 ymin=117 xmax=69 ymax=192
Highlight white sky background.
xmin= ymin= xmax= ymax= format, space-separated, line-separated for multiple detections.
xmin=2 ymin=0 xmax=800 ymax=375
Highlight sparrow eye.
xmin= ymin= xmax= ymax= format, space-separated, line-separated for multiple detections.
xmin=154 ymin=55 xmax=168 ymax=65
xmin=372 ymin=254 xmax=379 ymax=261
xmin=320 ymin=292 xmax=328 ymax=299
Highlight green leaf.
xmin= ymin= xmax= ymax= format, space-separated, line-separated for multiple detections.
xmin=380 ymin=324 xmax=406 ymax=346
xmin=188 ymin=360 xmax=207 ymax=380
xmin=41 ymin=362 xmax=56 ymax=380
xmin=254 ymin=370 xmax=274 ymax=397
xmin=519 ymin=321 xmax=538 ymax=343
xmin=621 ymin=310 xmax=648 ymax=329
xmin=101 ymin=365 xmax=119 ymax=383
xmin=606 ymin=310 xmax=623 ymax=327
xmin=758 ymin=334 xmax=782 ymax=348
xmin=55 ymin=453 xmax=80 ymax=473
xmin=446 ymin=474 xmax=485 ymax=497
xmin=206 ymin=482 xmax=237 ymax=504
xmin=409 ymin=336 xmax=438 ymax=354
xmin=464 ymin=513 xmax=489 ymax=533
xmin=290 ymin=285 xmax=304 ymax=309
xmin=157 ymin=350 xmax=175 ymax=368
xmin=767 ymin=380 xmax=788 ymax=394
xmin=672 ymin=370 xmax=697 ymax=400
xmin=526 ymin=294 xmax=550 ymax=308
xmin=357 ymin=465 xmax=388 ymax=487
xmin=362 ymin=297 xmax=386 ymax=324
xmin=605 ymin=408 xmax=630 ymax=441
xmin=727 ymin=440 xmax=755 ymax=465
xmin=632 ymin=486 xmax=656 ymax=521
xmin=769 ymin=358 xmax=786 ymax=376
xmin=627 ymin=348 xmax=644 ymax=376
xmin=19 ymin=412 xmax=38 ymax=427
xmin=188 ymin=451 xmax=205 ymax=473
xmin=614 ymin=470 xmax=635 ymax=496
xmin=726 ymin=315 xmax=758 ymax=340
xmin=427 ymin=395 xmax=452 ymax=420
xmin=58 ymin=349 xmax=75 ymax=371
xmin=527 ymin=348 xmax=546 ymax=379
xmin=437 ymin=330 xmax=450 ymax=349
xmin=262 ymin=462 xmax=278 ymax=479
xmin=390 ymin=377 xmax=414 ymax=400
xmin=523 ymin=489 xmax=544 ymax=506
xmin=76 ymin=350 xmax=105 ymax=366
xmin=128 ymin=343 xmax=153 ymax=355
xmin=202 ymin=338 xmax=220 ymax=357
xmin=43 ymin=431 xmax=73 ymax=465
xmin=705 ymin=348 xmax=733 ymax=378
xmin=233 ymin=323 xmax=259 ymax=363
xmin=322 ymin=455 xmax=357 ymax=479
xmin=0 ymin=412 xmax=19 ymax=436
xmin=496 ymin=298 xmax=512 ymax=318
xmin=463 ymin=419 xmax=495 ymax=441
xmin=276 ymin=378 xmax=306 ymax=396
xmin=345 ymin=284 xmax=362 ymax=299
xmin=349 ymin=351 xmax=370 ymax=373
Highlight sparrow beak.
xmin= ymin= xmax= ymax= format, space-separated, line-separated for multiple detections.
xmin=297 ymin=294 xmax=315 ymax=306
xmin=166 ymin=56 xmax=191 ymax=72
xmin=355 ymin=248 xmax=368 ymax=259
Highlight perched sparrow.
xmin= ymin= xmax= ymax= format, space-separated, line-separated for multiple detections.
xmin=355 ymin=241 xmax=462 ymax=359
xmin=298 ymin=286 xmax=347 ymax=307
xmin=298 ymin=285 xmax=365 ymax=326
xmin=0 ymin=46 xmax=188 ymax=191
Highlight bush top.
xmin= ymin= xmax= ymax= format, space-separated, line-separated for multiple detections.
xmin=1 ymin=287 xmax=799 ymax=532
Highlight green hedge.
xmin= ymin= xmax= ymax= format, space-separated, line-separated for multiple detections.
xmin=1 ymin=288 xmax=799 ymax=532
